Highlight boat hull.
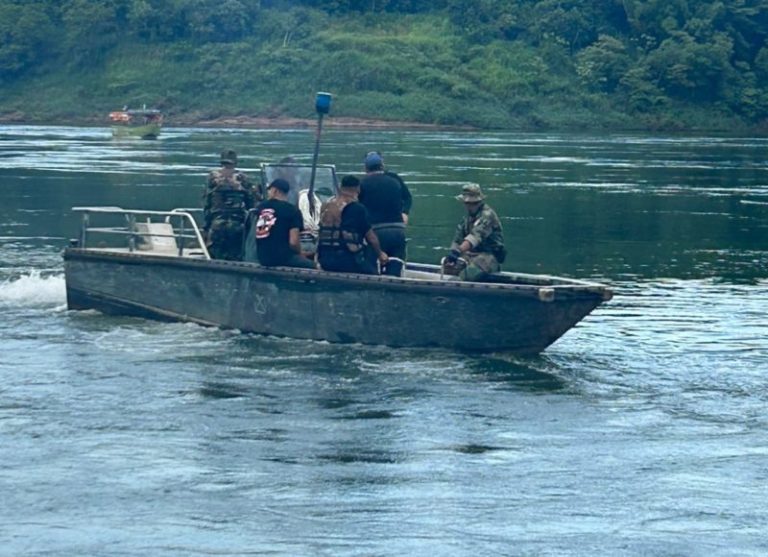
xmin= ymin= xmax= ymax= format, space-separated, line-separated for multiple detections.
xmin=63 ymin=249 xmax=609 ymax=354
xmin=111 ymin=124 xmax=161 ymax=139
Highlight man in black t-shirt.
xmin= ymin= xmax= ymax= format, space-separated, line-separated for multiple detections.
xmin=317 ymin=175 xmax=388 ymax=274
xmin=244 ymin=178 xmax=315 ymax=269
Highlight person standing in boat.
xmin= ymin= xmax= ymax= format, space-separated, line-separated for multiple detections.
xmin=244 ymin=178 xmax=316 ymax=269
xmin=202 ymin=149 xmax=256 ymax=260
xmin=358 ymin=151 xmax=412 ymax=275
xmin=317 ymin=175 xmax=388 ymax=274
xmin=443 ymin=183 xmax=506 ymax=281
xmin=381 ymin=153 xmax=412 ymax=221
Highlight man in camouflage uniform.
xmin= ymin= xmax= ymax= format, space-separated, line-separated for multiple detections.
xmin=202 ymin=149 xmax=257 ymax=260
xmin=443 ymin=183 xmax=506 ymax=281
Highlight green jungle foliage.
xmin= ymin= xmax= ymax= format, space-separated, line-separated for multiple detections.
xmin=2 ymin=0 xmax=768 ymax=130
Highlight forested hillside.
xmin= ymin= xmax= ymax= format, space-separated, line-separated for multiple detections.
xmin=2 ymin=0 xmax=768 ymax=130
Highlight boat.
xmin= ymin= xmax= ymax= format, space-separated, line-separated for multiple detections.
xmin=109 ymin=106 xmax=163 ymax=139
xmin=62 ymin=163 xmax=612 ymax=355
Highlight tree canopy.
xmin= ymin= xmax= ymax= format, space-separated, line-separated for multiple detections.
xmin=1 ymin=0 xmax=767 ymax=130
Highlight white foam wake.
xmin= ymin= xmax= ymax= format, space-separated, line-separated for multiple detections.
xmin=0 ymin=271 xmax=66 ymax=307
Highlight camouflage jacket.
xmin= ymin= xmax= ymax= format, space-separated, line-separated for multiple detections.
xmin=203 ymin=168 xmax=256 ymax=229
xmin=451 ymin=203 xmax=505 ymax=257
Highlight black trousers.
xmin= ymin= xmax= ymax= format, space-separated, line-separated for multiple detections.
xmin=372 ymin=223 xmax=406 ymax=260
xmin=319 ymin=248 xmax=377 ymax=275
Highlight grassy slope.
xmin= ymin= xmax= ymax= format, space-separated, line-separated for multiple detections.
xmin=0 ymin=13 xmax=751 ymax=131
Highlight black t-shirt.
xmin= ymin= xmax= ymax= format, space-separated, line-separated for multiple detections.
xmin=253 ymin=199 xmax=303 ymax=266
xmin=359 ymin=173 xmax=405 ymax=225
xmin=340 ymin=201 xmax=372 ymax=239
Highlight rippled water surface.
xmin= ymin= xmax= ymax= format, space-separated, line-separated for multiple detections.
xmin=1 ymin=126 xmax=767 ymax=556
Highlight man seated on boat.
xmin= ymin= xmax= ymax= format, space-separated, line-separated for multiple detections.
xmin=244 ymin=178 xmax=316 ymax=269
xmin=317 ymin=175 xmax=388 ymax=275
xmin=202 ymin=149 xmax=256 ymax=260
xmin=443 ymin=183 xmax=506 ymax=281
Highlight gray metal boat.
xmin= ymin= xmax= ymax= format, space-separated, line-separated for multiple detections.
xmin=63 ymin=174 xmax=612 ymax=354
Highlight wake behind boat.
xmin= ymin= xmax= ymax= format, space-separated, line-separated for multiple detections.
xmin=62 ymin=163 xmax=612 ymax=355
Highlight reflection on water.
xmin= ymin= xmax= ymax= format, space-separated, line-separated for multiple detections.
xmin=1 ymin=126 xmax=767 ymax=555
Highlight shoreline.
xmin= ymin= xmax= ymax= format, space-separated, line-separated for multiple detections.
xmin=190 ymin=115 xmax=473 ymax=130
xmin=0 ymin=112 xmax=475 ymax=131
xmin=3 ymin=112 xmax=766 ymax=135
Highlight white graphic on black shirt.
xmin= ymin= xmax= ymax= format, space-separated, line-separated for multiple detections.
xmin=255 ymin=208 xmax=277 ymax=239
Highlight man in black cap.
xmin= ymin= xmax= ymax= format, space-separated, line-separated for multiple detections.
xmin=358 ymin=151 xmax=412 ymax=275
xmin=202 ymin=149 xmax=256 ymax=260
xmin=244 ymin=178 xmax=315 ymax=269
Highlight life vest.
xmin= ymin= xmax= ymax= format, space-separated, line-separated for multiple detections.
xmin=208 ymin=187 xmax=249 ymax=220
xmin=461 ymin=203 xmax=506 ymax=262
xmin=207 ymin=167 xmax=255 ymax=197
xmin=318 ymin=196 xmax=363 ymax=252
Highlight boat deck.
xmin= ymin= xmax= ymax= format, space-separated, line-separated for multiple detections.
xmin=69 ymin=205 xmax=612 ymax=300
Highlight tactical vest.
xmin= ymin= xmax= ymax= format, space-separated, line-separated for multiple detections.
xmin=209 ymin=168 xmax=247 ymax=189
xmin=462 ymin=204 xmax=506 ymax=263
xmin=209 ymin=187 xmax=249 ymax=220
xmin=318 ymin=197 xmax=363 ymax=253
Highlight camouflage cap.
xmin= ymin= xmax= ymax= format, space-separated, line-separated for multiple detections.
xmin=220 ymin=149 xmax=237 ymax=165
xmin=456 ymin=183 xmax=485 ymax=202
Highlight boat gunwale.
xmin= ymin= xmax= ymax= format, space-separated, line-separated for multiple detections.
xmin=63 ymin=247 xmax=612 ymax=301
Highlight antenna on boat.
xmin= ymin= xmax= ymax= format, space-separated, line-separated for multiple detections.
xmin=308 ymin=91 xmax=332 ymax=218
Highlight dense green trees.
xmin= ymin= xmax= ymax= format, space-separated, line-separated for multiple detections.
xmin=1 ymin=0 xmax=767 ymax=129
xmin=0 ymin=1 xmax=57 ymax=78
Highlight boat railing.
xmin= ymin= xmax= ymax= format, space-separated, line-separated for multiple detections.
xmin=71 ymin=206 xmax=210 ymax=259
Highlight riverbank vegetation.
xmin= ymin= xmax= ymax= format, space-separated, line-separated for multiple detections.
xmin=2 ymin=0 xmax=768 ymax=131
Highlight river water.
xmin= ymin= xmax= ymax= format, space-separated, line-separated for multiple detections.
xmin=1 ymin=125 xmax=766 ymax=556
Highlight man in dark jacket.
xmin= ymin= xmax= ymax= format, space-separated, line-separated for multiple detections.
xmin=358 ymin=151 xmax=411 ymax=275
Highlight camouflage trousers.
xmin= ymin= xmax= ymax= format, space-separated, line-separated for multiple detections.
xmin=460 ymin=252 xmax=500 ymax=281
xmin=206 ymin=216 xmax=245 ymax=261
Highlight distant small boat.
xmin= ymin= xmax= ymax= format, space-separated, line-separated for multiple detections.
xmin=109 ymin=107 xmax=162 ymax=139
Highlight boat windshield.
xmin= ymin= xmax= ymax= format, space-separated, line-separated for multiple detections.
xmin=261 ymin=163 xmax=338 ymax=204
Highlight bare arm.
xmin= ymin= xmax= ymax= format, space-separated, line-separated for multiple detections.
xmin=289 ymin=228 xmax=302 ymax=254
xmin=365 ymin=229 xmax=389 ymax=264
